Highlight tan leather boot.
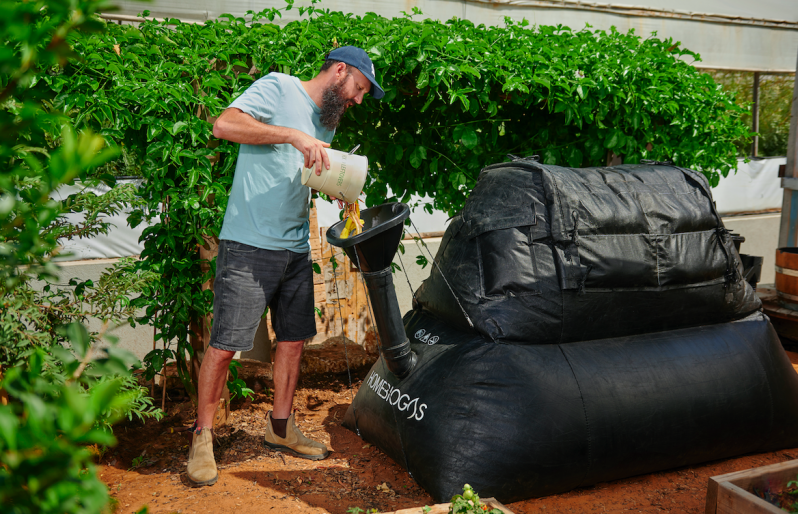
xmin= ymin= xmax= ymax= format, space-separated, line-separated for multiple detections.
xmin=264 ymin=411 xmax=329 ymax=461
xmin=186 ymin=426 xmax=218 ymax=487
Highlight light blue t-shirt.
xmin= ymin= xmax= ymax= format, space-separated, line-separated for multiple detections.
xmin=219 ymin=73 xmax=335 ymax=253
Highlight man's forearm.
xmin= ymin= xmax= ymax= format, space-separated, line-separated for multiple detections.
xmin=213 ymin=107 xmax=331 ymax=173
xmin=212 ymin=108 xmax=298 ymax=146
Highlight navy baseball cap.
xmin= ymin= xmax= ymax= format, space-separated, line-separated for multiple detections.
xmin=326 ymin=46 xmax=385 ymax=100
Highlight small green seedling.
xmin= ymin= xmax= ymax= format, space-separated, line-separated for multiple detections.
xmin=449 ymin=484 xmax=503 ymax=514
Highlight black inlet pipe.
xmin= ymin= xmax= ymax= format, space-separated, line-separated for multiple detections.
xmin=362 ymin=267 xmax=417 ymax=379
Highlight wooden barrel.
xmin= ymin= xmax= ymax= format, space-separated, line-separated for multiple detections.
xmin=775 ymin=248 xmax=798 ymax=310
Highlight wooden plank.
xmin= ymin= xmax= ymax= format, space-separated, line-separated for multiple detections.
xmin=717 ymin=482 xmax=783 ymax=514
xmin=706 ymin=475 xmax=722 ymax=514
xmin=402 ymin=230 xmax=445 ymax=240
xmin=726 ymin=460 xmax=798 ymax=493
xmin=706 ymin=459 xmax=798 ymax=514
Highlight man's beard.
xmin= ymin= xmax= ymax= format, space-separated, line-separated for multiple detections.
xmin=319 ymin=76 xmax=352 ymax=130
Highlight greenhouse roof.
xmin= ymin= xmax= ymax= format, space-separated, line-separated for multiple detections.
xmin=109 ymin=0 xmax=798 ymax=72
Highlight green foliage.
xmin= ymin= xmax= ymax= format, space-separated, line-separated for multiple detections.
xmin=449 ymin=484 xmax=502 ymax=514
xmin=227 ymin=360 xmax=254 ymax=401
xmin=47 ymin=1 xmax=749 ymax=386
xmin=0 ymin=342 xmax=139 ymax=513
xmin=1 ymin=0 xmax=161 ymax=512
xmin=707 ymin=70 xmax=794 ymax=157
xmin=1 ymin=258 xmax=157 ymax=369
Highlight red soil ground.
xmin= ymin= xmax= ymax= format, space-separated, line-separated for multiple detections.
xmin=99 ymin=353 xmax=798 ymax=514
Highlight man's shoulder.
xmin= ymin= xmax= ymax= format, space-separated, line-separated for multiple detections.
xmin=258 ymin=72 xmax=299 ymax=89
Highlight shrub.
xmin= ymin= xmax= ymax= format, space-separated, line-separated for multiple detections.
xmin=1 ymin=0 xmax=161 ymax=511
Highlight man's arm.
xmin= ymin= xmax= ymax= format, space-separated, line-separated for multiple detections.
xmin=212 ymin=107 xmax=330 ymax=174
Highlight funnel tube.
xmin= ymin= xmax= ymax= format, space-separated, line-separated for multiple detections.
xmin=362 ymin=268 xmax=417 ymax=379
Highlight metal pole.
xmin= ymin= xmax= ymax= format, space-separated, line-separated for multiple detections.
xmin=752 ymin=72 xmax=760 ymax=157
xmin=776 ymin=49 xmax=798 ymax=248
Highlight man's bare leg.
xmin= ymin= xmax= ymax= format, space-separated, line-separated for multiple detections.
xmin=272 ymin=339 xmax=305 ymax=420
xmin=197 ymin=346 xmax=236 ymax=428
xmin=187 ymin=345 xmax=234 ymax=486
xmin=263 ymin=338 xmax=328 ymax=459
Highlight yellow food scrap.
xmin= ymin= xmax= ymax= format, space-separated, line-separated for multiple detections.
xmin=339 ymin=202 xmax=363 ymax=239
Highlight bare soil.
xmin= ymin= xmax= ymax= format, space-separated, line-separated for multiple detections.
xmin=100 ymin=354 xmax=798 ymax=514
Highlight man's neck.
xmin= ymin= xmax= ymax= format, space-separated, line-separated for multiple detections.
xmin=301 ymin=76 xmax=327 ymax=109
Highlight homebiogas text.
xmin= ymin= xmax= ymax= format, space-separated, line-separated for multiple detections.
xmin=365 ymin=371 xmax=427 ymax=420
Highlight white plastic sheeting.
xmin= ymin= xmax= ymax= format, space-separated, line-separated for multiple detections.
xmin=713 ymin=157 xmax=785 ymax=215
xmin=54 ymin=157 xmax=784 ymax=260
xmin=108 ymin=0 xmax=798 ymax=72
xmin=52 ymin=179 xmax=150 ymax=262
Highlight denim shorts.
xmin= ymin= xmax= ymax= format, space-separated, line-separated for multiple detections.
xmin=209 ymin=239 xmax=317 ymax=352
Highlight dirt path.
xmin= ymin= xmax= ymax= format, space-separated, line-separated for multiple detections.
xmin=100 ymin=355 xmax=798 ymax=514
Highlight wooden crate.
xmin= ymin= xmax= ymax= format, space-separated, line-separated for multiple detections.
xmin=706 ymin=459 xmax=798 ymax=514
xmin=381 ymin=497 xmax=515 ymax=514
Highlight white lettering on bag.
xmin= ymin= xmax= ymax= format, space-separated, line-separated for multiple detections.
xmin=414 ymin=328 xmax=440 ymax=346
xmin=365 ymin=370 xmax=427 ymax=421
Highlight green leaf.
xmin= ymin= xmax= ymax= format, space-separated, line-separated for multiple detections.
xmin=58 ymin=323 xmax=91 ymax=359
xmin=586 ymin=139 xmax=605 ymax=162
xmin=171 ymin=121 xmax=188 ymax=135
xmin=460 ymin=128 xmax=478 ymax=149
xmin=409 ymin=146 xmax=427 ymax=168
xmin=604 ymin=129 xmax=621 ymax=149
xmin=543 ymin=148 xmax=560 ymax=165
xmin=565 ymin=147 xmax=583 ymax=167
xmin=0 ymin=409 xmax=19 ymax=450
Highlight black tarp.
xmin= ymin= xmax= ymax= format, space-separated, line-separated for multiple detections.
xmin=341 ymin=162 xmax=798 ymax=503
xmin=344 ymin=311 xmax=798 ymax=502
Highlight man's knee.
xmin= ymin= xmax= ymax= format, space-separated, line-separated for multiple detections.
xmin=206 ymin=346 xmax=237 ymax=362
xmin=277 ymin=340 xmax=304 ymax=353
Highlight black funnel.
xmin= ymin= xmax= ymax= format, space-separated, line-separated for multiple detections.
xmin=326 ymin=203 xmax=417 ymax=378
xmin=326 ymin=203 xmax=410 ymax=272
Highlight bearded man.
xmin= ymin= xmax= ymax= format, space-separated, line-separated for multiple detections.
xmin=186 ymin=46 xmax=384 ymax=487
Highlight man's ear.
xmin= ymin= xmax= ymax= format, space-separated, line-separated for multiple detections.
xmin=334 ymin=62 xmax=348 ymax=79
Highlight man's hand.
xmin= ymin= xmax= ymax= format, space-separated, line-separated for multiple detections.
xmin=289 ymin=131 xmax=331 ymax=176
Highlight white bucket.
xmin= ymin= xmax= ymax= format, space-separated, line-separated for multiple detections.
xmin=301 ymin=148 xmax=367 ymax=203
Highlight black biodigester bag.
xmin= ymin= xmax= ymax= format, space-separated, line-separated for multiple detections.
xmin=415 ymin=161 xmax=762 ymax=343
xmin=342 ymin=162 xmax=798 ymax=503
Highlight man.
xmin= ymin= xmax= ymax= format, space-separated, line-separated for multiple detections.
xmin=186 ymin=46 xmax=384 ymax=487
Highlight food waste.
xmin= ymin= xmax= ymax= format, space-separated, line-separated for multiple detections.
xmin=339 ymin=201 xmax=363 ymax=239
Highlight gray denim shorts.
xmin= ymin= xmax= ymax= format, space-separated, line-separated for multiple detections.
xmin=209 ymin=240 xmax=317 ymax=352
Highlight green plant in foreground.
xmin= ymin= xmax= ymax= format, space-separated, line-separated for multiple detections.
xmin=1 ymin=0 xmax=160 ymax=511
xmin=227 ymin=360 xmax=254 ymax=401
xmin=0 ymin=326 xmax=141 ymax=513
xmin=449 ymin=484 xmax=503 ymax=514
